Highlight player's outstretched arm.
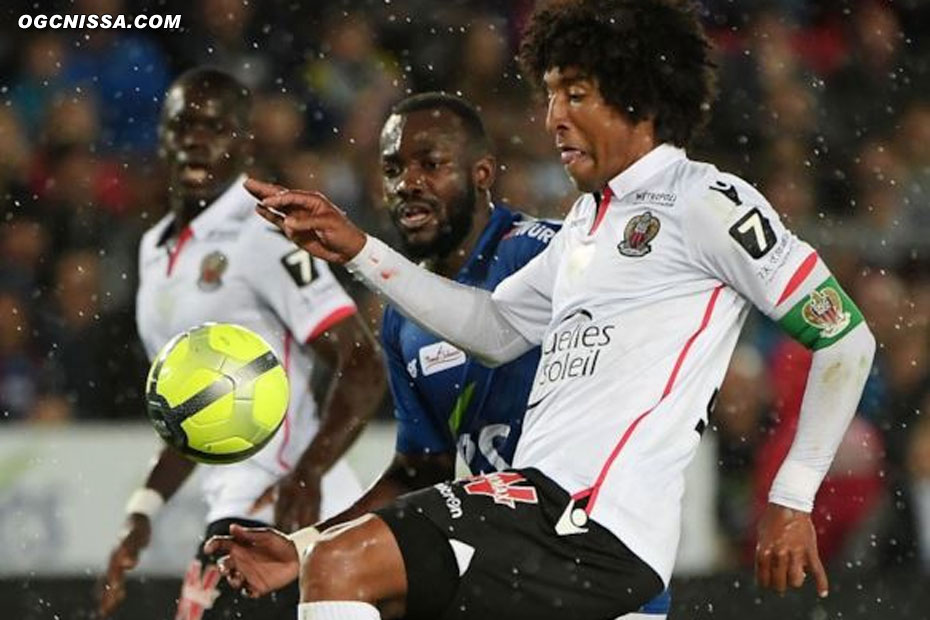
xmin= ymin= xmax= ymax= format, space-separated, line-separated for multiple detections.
xmin=247 ymin=178 xmax=533 ymax=366
xmin=206 ymin=452 xmax=454 ymax=598
xmin=97 ymin=447 xmax=196 ymax=617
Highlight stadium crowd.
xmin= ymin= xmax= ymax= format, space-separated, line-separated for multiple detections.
xmin=2 ymin=0 xmax=929 ymax=582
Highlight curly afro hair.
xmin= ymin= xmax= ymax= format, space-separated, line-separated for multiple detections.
xmin=519 ymin=0 xmax=717 ymax=147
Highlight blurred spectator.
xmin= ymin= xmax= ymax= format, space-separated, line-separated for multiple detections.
xmin=61 ymin=0 xmax=170 ymax=152
xmin=8 ymin=33 xmax=69 ymax=141
xmin=714 ymin=345 xmax=770 ymax=567
xmin=39 ymin=250 xmax=146 ymax=420
xmin=0 ymin=216 xmax=51 ymax=297
xmin=302 ymin=12 xmax=400 ymax=132
xmin=0 ymin=291 xmax=44 ymax=421
xmin=182 ymin=0 xmax=270 ymax=88
xmin=908 ymin=391 xmax=930 ymax=573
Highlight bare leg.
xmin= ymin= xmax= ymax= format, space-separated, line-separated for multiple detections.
xmin=300 ymin=514 xmax=408 ymax=617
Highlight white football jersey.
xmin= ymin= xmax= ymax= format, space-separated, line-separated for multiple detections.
xmin=493 ymin=145 xmax=820 ymax=584
xmin=136 ymin=175 xmax=361 ymax=523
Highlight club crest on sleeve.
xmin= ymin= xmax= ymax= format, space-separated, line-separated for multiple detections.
xmin=197 ymin=251 xmax=228 ymax=291
xmin=463 ymin=472 xmax=539 ymax=508
xmin=802 ymin=287 xmax=850 ymax=337
xmin=618 ymin=211 xmax=660 ymax=258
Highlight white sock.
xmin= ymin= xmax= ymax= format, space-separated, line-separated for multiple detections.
xmin=297 ymin=601 xmax=381 ymax=620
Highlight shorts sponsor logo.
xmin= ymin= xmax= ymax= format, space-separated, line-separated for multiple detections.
xmin=618 ymin=211 xmax=660 ymax=257
xmin=197 ymin=251 xmax=228 ymax=292
xmin=435 ymin=482 xmax=463 ymax=519
xmin=633 ymin=190 xmax=677 ymax=207
xmin=802 ymin=287 xmax=850 ymax=337
xmin=419 ymin=341 xmax=466 ymax=376
xmin=175 ymin=559 xmax=221 ymax=620
xmin=463 ymin=472 xmax=538 ymax=509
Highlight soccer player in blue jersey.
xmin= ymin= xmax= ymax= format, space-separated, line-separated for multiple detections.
xmin=206 ymin=92 xmax=669 ymax=620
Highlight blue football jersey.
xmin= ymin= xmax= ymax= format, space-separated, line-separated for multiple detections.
xmin=382 ymin=205 xmax=560 ymax=474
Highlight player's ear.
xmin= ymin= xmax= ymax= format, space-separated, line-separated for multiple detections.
xmin=472 ymin=154 xmax=497 ymax=193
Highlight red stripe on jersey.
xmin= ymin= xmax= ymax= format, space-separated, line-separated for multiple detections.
xmin=776 ymin=251 xmax=818 ymax=307
xmin=276 ymin=331 xmax=293 ymax=470
xmin=166 ymin=226 xmax=193 ymax=276
xmin=585 ymin=284 xmax=724 ymax=515
xmin=589 ymin=187 xmax=614 ymax=235
xmin=306 ymin=305 xmax=357 ymax=343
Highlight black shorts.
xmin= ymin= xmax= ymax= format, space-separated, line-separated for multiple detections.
xmin=374 ymin=468 xmax=663 ymax=620
xmin=178 ymin=518 xmax=299 ymax=620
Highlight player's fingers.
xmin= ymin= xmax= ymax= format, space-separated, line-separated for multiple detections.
xmin=807 ymin=547 xmax=830 ymax=598
xmin=755 ymin=544 xmax=772 ymax=590
xmin=203 ymin=534 xmax=233 ymax=555
xmin=771 ymin=549 xmax=789 ymax=594
xmin=256 ymin=204 xmax=286 ymax=228
xmin=244 ymin=177 xmax=288 ymax=200
xmin=788 ymin=549 xmax=806 ymax=588
xmin=249 ymin=486 xmax=275 ymax=514
xmin=230 ymin=523 xmax=274 ymax=543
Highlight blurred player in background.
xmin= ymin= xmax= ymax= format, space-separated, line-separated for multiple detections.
xmin=96 ymin=67 xmax=385 ymax=620
xmin=206 ymin=92 xmax=668 ymax=619
xmin=247 ymin=1 xmax=876 ymax=619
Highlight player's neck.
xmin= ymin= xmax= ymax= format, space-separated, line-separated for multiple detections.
xmin=169 ymin=189 xmax=224 ymax=232
xmin=431 ymin=201 xmax=492 ymax=278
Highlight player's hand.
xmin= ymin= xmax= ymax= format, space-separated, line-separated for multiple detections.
xmin=246 ymin=177 xmax=367 ymax=264
xmin=203 ymin=524 xmax=299 ymax=598
xmin=96 ymin=514 xmax=151 ymax=618
xmin=755 ymin=503 xmax=829 ymax=598
xmin=249 ymin=470 xmax=322 ymax=531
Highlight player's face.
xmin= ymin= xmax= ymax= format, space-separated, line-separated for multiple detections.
xmin=160 ymin=84 xmax=248 ymax=203
xmin=544 ymin=67 xmax=643 ymax=193
xmin=380 ymin=109 xmax=476 ymax=261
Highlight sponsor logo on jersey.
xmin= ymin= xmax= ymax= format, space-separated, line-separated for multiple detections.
xmin=463 ymin=472 xmax=538 ymax=509
xmin=419 ymin=341 xmax=467 ymax=376
xmin=505 ymin=220 xmax=557 ymax=244
xmin=435 ymin=482 xmax=463 ymax=519
xmin=617 ymin=211 xmax=660 ymax=257
xmin=197 ymin=251 xmax=228 ymax=291
xmin=801 ymin=287 xmax=850 ymax=337
xmin=175 ymin=559 xmax=221 ymax=620
xmin=633 ymin=189 xmax=677 ymax=207
xmin=529 ymin=310 xmax=615 ymax=407
xmin=406 ymin=358 xmax=418 ymax=378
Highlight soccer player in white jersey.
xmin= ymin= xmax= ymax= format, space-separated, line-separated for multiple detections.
xmin=248 ymin=2 xmax=875 ymax=619
xmin=96 ymin=68 xmax=385 ymax=620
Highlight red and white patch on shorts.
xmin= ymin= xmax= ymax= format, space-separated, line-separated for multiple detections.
xmin=175 ymin=559 xmax=221 ymax=620
xmin=463 ymin=472 xmax=539 ymax=509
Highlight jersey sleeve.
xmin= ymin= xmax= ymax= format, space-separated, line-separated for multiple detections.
xmin=381 ymin=310 xmax=455 ymax=456
xmin=245 ymin=224 xmax=357 ymax=344
xmin=491 ymin=215 xmax=571 ymax=345
xmin=685 ymin=173 xmax=864 ymax=349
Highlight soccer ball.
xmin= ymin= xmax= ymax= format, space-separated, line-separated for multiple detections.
xmin=145 ymin=323 xmax=289 ymax=464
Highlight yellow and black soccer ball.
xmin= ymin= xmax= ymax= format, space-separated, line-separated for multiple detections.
xmin=145 ymin=323 xmax=289 ymax=464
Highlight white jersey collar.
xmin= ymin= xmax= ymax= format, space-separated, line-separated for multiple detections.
xmin=604 ymin=143 xmax=685 ymax=201
xmin=188 ymin=173 xmax=252 ymax=238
